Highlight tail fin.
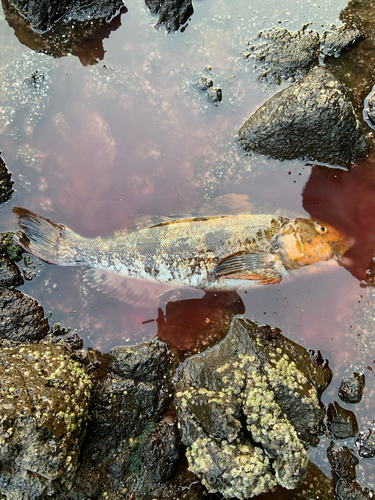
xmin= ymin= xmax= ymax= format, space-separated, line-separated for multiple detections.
xmin=13 ymin=207 xmax=82 ymax=265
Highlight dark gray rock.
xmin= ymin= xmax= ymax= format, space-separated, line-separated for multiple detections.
xmin=327 ymin=401 xmax=358 ymax=439
xmin=110 ymin=340 xmax=170 ymax=383
xmin=145 ymin=0 xmax=193 ymax=31
xmin=175 ymin=318 xmax=331 ymax=498
xmin=0 ymin=289 xmax=49 ymax=343
xmin=6 ymin=0 xmax=124 ymax=33
xmin=238 ymin=66 xmax=369 ymax=167
xmin=335 ymin=478 xmax=373 ymax=500
xmin=63 ymin=331 xmax=84 ymax=351
xmin=328 ymin=445 xmax=358 ymax=480
xmin=0 ymin=155 xmax=13 ymax=204
xmin=338 ymin=373 xmax=365 ymax=404
xmin=141 ymin=421 xmax=182 ymax=484
xmin=207 ymin=87 xmax=222 ymax=103
xmin=364 ymin=85 xmax=375 ymax=129
xmin=0 ymin=342 xmax=93 ymax=499
xmin=320 ymin=25 xmax=365 ymax=58
xmin=245 ymin=28 xmax=320 ymax=83
xmin=0 ymin=258 xmax=23 ymax=288
xmin=356 ymin=429 xmax=375 ymax=458
xmin=197 ymin=75 xmax=213 ymax=90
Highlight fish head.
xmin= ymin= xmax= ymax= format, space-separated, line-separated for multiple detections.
xmin=277 ymin=218 xmax=354 ymax=268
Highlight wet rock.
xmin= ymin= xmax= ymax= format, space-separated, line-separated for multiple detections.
xmin=0 ymin=51 xmax=55 ymax=139
xmin=320 ymin=25 xmax=365 ymax=58
xmin=5 ymin=0 xmax=124 ymax=33
xmin=207 ymin=87 xmax=222 ymax=103
xmin=335 ymin=478 xmax=373 ymax=500
xmin=0 ymin=232 xmax=24 ymax=262
xmin=356 ymin=429 xmax=375 ymax=458
xmin=0 ymin=154 xmax=13 ymax=204
xmin=0 ymin=258 xmax=23 ymax=288
xmin=327 ymin=401 xmax=358 ymax=439
xmin=197 ymin=75 xmax=213 ymax=90
xmin=245 ymin=27 xmax=320 ymax=83
xmin=64 ymin=342 xmax=179 ymax=499
xmin=175 ymin=318 xmax=331 ymax=498
xmin=238 ymin=66 xmax=369 ymax=167
xmin=364 ymin=84 xmax=375 ymax=129
xmin=0 ymin=342 xmax=93 ymax=499
xmin=145 ymin=0 xmax=193 ymax=31
xmin=328 ymin=444 xmax=358 ymax=481
xmin=141 ymin=421 xmax=183 ymax=484
xmin=2 ymin=0 xmax=128 ymax=66
xmin=0 ymin=289 xmax=49 ymax=343
xmin=338 ymin=373 xmax=365 ymax=404
xmin=63 ymin=332 xmax=84 ymax=351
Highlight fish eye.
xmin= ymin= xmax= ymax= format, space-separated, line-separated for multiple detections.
xmin=316 ymin=224 xmax=328 ymax=234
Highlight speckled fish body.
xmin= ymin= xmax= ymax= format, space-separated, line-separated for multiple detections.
xmin=12 ymin=208 xmax=353 ymax=291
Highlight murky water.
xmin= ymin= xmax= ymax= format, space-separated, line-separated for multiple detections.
xmin=1 ymin=0 xmax=375 ymax=495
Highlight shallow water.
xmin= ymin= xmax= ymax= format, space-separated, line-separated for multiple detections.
xmin=1 ymin=0 xmax=375 ymax=494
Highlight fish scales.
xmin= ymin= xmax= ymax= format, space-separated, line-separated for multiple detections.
xmin=73 ymin=214 xmax=283 ymax=287
xmin=12 ymin=207 xmax=353 ymax=291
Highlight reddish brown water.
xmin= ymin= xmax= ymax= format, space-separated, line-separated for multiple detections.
xmin=1 ymin=0 xmax=375 ymax=493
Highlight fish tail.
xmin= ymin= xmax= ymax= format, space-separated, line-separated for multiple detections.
xmin=13 ymin=207 xmax=84 ymax=265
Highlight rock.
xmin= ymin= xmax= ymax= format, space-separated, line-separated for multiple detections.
xmin=0 ymin=232 xmax=24 ymax=262
xmin=145 ymin=0 xmax=193 ymax=31
xmin=328 ymin=444 xmax=358 ymax=480
xmin=0 ymin=258 xmax=23 ymax=288
xmin=63 ymin=332 xmax=84 ymax=351
xmin=197 ymin=75 xmax=213 ymax=90
xmin=6 ymin=0 xmax=124 ymax=33
xmin=0 ymin=289 xmax=49 ymax=343
xmin=238 ymin=66 xmax=369 ymax=167
xmin=141 ymin=421 xmax=183 ymax=484
xmin=338 ymin=373 xmax=365 ymax=404
xmin=0 ymin=342 xmax=93 ymax=499
xmin=175 ymin=318 xmax=331 ymax=498
xmin=0 ymin=154 xmax=13 ymax=204
xmin=0 ymin=51 xmax=55 ymax=139
xmin=356 ymin=429 xmax=375 ymax=458
xmin=245 ymin=28 xmax=320 ymax=83
xmin=335 ymin=478 xmax=372 ymax=500
xmin=207 ymin=87 xmax=222 ymax=103
xmin=2 ymin=0 xmax=127 ymax=66
xmin=364 ymin=85 xmax=375 ymax=129
xmin=327 ymin=401 xmax=358 ymax=439
xmin=320 ymin=25 xmax=365 ymax=58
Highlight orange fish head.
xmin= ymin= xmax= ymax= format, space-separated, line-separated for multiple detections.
xmin=278 ymin=218 xmax=354 ymax=266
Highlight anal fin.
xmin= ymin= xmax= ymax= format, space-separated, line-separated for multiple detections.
xmin=214 ymin=251 xmax=284 ymax=284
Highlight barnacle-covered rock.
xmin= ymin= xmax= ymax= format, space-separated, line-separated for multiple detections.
xmin=0 ymin=342 xmax=93 ymax=499
xmin=175 ymin=318 xmax=331 ymax=498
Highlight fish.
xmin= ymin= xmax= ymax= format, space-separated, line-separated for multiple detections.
xmin=12 ymin=206 xmax=353 ymax=294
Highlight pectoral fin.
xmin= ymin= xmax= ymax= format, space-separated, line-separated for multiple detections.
xmin=213 ymin=251 xmax=284 ymax=284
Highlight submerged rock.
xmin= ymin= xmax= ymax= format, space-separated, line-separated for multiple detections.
xmin=175 ymin=318 xmax=331 ymax=498
xmin=245 ymin=28 xmax=320 ymax=83
xmin=338 ymin=372 xmax=365 ymax=404
xmin=0 ymin=51 xmax=55 ymax=139
xmin=0 ymin=342 xmax=93 ymax=499
xmin=238 ymin=66 xmax=369 ymax=167
xmin=0 ymin=155 xmax=13 ymax=204
xmin=0 ymin=289 xmax=49 ymax=344
xmin=245 ymin=25 xmax=364 ymax=84
xmin=327 ymin=401 xmax=358 ymax=439
xmin=145 ymin=0 xmax=193 ymax=31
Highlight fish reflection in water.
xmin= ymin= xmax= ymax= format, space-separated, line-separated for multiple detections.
xmin=12 ymin=204 xmax=353 ymax=301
